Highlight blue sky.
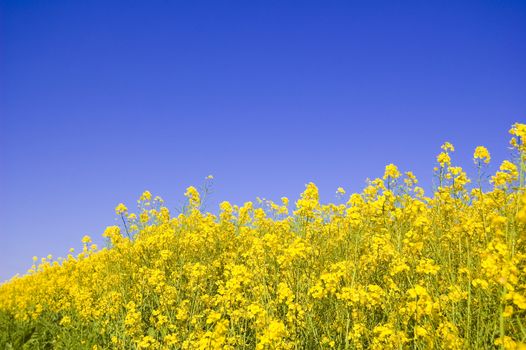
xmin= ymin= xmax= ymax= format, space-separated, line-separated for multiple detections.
xmin=1 ymin=0 xmax=525 ymax=281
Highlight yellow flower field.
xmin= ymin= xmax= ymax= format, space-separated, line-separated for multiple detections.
xmin=1 ymin=123 xmax=526 ymax=349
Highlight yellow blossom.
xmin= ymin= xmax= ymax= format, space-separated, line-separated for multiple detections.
xmin=140 ymin=190 xmax=152 ymax=201
xmin=473 ymin=146 xmax=491 ymax=164
xmin=115 ymin=203 xmax=128 ymax=215
xmin=383 ymin=164 xmax=401 ymax=179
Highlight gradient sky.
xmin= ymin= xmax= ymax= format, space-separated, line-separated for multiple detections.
xmin=1 ymin=0 xmax=525 ymax=282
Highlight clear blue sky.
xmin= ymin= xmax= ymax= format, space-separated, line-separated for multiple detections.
xmin=0 ymin=0 xmax=525 ymax=281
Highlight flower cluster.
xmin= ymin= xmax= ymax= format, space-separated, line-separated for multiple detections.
xmin=1 ymin=123 xmax=526 ymax=349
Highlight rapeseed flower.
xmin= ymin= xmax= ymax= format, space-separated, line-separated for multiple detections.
xmin=0 ymin=123 xmax=525 ymax=349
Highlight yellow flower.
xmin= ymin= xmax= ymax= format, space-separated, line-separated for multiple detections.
xmin=140 ymin=190 xmax=152 ymax=201
xmin=206 ymin=310 xmax=222 ymax=324
xmin=441 ymin=141 xmax=455 ymax=152
xmin=416 ymin=258 xmax=440 ymax=275
xmin=509 ymin=122 xmax=526 ymax=152
xmin=437 ymin=152 xmax=451 ymax=167
xmin=495 ymin=336 xmax=520 ymax=350
xmin=414 ymin=325 xmax=428 ymax=339
xmin=472 ymin=278 xmax=489 ymax=290
xmin=59 ymin=315 xmax=71 ymax=326
xmin=115 ymin=203 xmax=128 ymax=215
xmin=184 ymin=186 xmax=201 ymax=208
xmin=164 ymin=334 xmax=178 ymax=346
xmin=473 ymin=146 xmax=491 ymax=164
xmin=383 ymin=164 xmax=401 ymax=179
xmin=294 ymin=182 xmax=319 ymax=218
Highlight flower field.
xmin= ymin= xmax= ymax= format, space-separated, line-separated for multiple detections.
xmin=1 ymin=123 xmax=526 ymax=350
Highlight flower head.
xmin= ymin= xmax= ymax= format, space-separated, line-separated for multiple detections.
xmin=473 ymin=146 xmax=491 ymax=164
xmin=140 ymin=191 xmax=152 ymax=201
xmin=115 ymin=203 xmax=128 ymax=215
xmin=383 ymin=164 xmax=401 ymax=180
